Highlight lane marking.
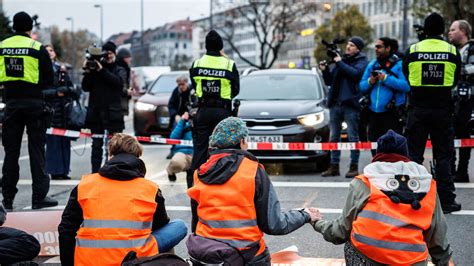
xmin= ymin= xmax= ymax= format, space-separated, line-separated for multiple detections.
xmin=0 ymin=143 xmax=91 ymax=165
xmin=17 ymin=179 xmax=474 ymax=189
xmin=20 ymin=205 xmax=474 ymax=216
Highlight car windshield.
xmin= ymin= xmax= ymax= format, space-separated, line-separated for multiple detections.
xmin=148 ymin=75 xmax=182 ymax=94
xmin=238 ymin=74 xmax=322 ymax=100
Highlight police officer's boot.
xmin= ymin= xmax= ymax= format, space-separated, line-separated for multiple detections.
xmin=441 ymin=201 xmax=462 ymax=214
xmin=454 ymin=164 xmax=470 ymax=183
xmin=345 ymin=164 xmax=359 ymax=178
xmin=32 ymin=196 xmax=58 ymax=209
xmin=322 ymin=164 xmax=340 ymax=177
xmin=2 ymin=199 xmax=13 ymax=211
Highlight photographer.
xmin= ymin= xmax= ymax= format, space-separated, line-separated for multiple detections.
xmin=359 ymin=37 xmax=409 ymax=153
xmin=319 ymin=36 xmax=368 ymax=178
xmin=43 ymin=44 xmax=79 ymax=180
xmin=448 ymin=20 xmax=474 ymax=183
xmin=82 ymin=41 xmax=127 ymax=173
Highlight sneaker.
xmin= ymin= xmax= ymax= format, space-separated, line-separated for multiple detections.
xmin=441 ymin=201 xmax=462 ymax=214
xmin=2 ymin=199 xmax=13 ymax=211
xmin=32 ymin=196 xmax=58 ymax=209
xmin=345 ymin=164 xmax=359 ymax=178
xmin=322 ymin=164 xmax=340 ymax=177
xmin=168 ymin=174 xmax=177 ymax=182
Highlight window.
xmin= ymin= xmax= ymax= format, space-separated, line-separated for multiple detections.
xmin=392 ymin=21 xmax=397 ymax=36
xmin=175 ymin=43 xmax=178 ymax=48
xmin=183 ymin=43 xmax=187 ymax=49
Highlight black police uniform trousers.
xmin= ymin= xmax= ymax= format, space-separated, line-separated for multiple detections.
xmin=188 ymin=106 xmax=231 ymax=232
xmin=452 ymin=98 xmax=473 ymax=179
xmin=2 ymin=105 xmax=50 ymax=202
xmin=406 ymin=106 xmax=456 ymax=204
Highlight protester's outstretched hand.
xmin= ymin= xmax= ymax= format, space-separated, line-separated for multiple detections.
xmin=304 ymin=207 xmax=322 ymax=224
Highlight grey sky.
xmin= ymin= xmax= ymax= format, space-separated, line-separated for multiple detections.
xmin=4 ymin=0 xmax=210 ymax=39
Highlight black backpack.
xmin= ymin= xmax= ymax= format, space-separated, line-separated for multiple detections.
xmin=121 ymin=251 xmax=189 ymax=266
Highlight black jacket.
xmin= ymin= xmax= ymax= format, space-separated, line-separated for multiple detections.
xmin=0 ymin=226 xmax=40 ymax=264
xmin=1 ymin=32 xmax=54 ymax=108
xmin=168 ymin=86 xmax=191 ymax=121
xmin=323 ymin=52 xmax=368 ymax=110
xmin=58 ymin=153 xmax=170 ymax=266
xmin=81 ymin=61 xmax=126 ymax=132
xmin=43 ymin=62 xmax=80 ymax=128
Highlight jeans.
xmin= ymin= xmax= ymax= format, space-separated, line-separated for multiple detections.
xmin=329 ymin=104 xmax=360 ymax=164
xmin=45 ymin=135 xmax=71 ymax=175
xmin=151 ymin=219 xmax=188 ymax=253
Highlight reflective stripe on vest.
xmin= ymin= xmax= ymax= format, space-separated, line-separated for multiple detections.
xmin=407 ymin=39 xmax=457 ymax=87
xmin=187 ymin=156 xmax=266 ymax=257
xmin=191 ymin=55 xmax=234 ymax=100
xmin=0 ymin=35 xmax=42 ymax=84
xmin=350 ymin=175 xmax=437 ymax=265
xmin=75 ymin=173 xmax=159 ymax=265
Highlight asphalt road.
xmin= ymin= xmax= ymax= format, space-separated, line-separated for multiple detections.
xmin=2 ymin=117 xmax=474 ymax=265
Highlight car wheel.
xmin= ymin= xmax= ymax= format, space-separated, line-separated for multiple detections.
xmin=315 ymin=153 xmax=330 ymax=172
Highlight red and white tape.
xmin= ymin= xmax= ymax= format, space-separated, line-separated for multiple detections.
xmin=47 ymin=128 xmax=474 ymax=151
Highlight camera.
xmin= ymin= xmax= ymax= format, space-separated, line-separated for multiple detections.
xmin=321 ymin=38 xmax=345 ymax=61
xmin=371 ymin=70 xmax=382 ymax=77
xmin=413 ymin=24 xmax=426 ymax=41
xmin=85 ymin=44 xmax=106 ymax=71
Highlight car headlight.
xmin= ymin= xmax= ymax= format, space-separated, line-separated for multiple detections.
xmin=0 ymin=103 xmax=5 ymax=110
xmin=298 ymin=112 xmax=325 ymax=126
xmin=135 ymin=102 xmax=157 ymax=111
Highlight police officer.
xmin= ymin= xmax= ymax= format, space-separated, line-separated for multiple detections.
xmin=403 ymin=13 xmax=462 ymax=213
xmin=188 ymin=30 xmax=239 ymax=189
xmin=0 ymin=12 xmax=57 ymax=210
xmin=448 ymin=20 xmax=474 ymax=183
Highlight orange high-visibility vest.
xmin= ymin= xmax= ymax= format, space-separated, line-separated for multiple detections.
xmin=350 ymin=175 xmax=437 ymax=265
xmin=75 ymin=173 xmax=159 ymax=266
xmin=187 ymin=157 xmax=266 ymax=257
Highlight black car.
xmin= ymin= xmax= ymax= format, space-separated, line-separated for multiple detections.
xmin=237 ymin=69 xmax=330 ymax=170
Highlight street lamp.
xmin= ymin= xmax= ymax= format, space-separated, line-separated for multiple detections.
xmin=66 ymin=17 xmax=76 ymax=82
xmin=94 ymin=4 xmax=103 ymax=45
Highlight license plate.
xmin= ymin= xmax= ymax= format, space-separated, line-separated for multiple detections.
xmin=247 ymin=135 xmax=283 ymax=143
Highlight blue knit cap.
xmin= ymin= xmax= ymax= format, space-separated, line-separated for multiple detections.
xmin=376 ymin=129 xmax=408 ymax=156
xmin=209 ymin=117 xmax=249 ymax=149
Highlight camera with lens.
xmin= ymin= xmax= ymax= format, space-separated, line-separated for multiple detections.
xmin=413 ymin=24 xmax=426 ymax=41
xmin=321 ymin=38 xmax=345 ymax=61
xmin=371 ymin=70 xmax=382 ymax=77
xmin=85 ymin=44 xmax=106 ymax=71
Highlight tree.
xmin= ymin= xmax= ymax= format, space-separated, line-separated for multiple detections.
xmin=412 ymin=0 xmax=474 ymax=28
xmin=313 ymin=5 xmax=373 ymax=63
xmin=0 ymin=12 xmax=13 ymax=41
xmin=218 ymin=0 xmax=317 ymax=69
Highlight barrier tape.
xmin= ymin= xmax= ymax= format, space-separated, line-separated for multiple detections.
xmin=47 ymin=128 xmax=474 ymax=151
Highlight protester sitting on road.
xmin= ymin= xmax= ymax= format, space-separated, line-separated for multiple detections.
xmin=312 ymin=130 xmax=451 ymax=265
xmin=166 ymin=112 xmax=193 ymax=182
xmin=0 ymin=202 xmax=41 ymax=264
xmin=187 ymin=117 xmax=321 ymax=265
xmin=58 ymin=133 xmax=187 ymax=265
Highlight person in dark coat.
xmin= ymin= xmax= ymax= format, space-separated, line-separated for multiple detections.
xmin=0 ymin=203 xmax=41 ymax=264
xmin=116 ymin=48 xmax=132 ymax=116
xmin=43 ymin=44 xmax=79 ymax=180
xmin=81 ymin=41 xmax=127 ymax=173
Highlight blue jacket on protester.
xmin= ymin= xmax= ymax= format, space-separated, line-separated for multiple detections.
xmin=359 ymin=59 xmax=410 ymax=113
xmin=323 ymin=52 xmax=368 ymax=110
xmin=170 ymin=119 xmax=193 ymax=155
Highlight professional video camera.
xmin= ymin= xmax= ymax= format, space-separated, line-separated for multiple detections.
xmin=413 ymin=24 xmax=426 ymax=41
xmin=85 ymin=44 xmax=106 ymax=71
xmin=321 ymin=38 xmax=345 ymax=62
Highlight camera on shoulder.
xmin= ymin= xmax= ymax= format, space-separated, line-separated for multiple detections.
xmin=321 ymin=38 xmax=345 ymax=62
xmin=85 ymin=44 xmax=106 ymax=71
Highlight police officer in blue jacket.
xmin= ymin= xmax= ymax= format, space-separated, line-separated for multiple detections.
xmin=360 ymin=37 xmax=410 ymax=148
